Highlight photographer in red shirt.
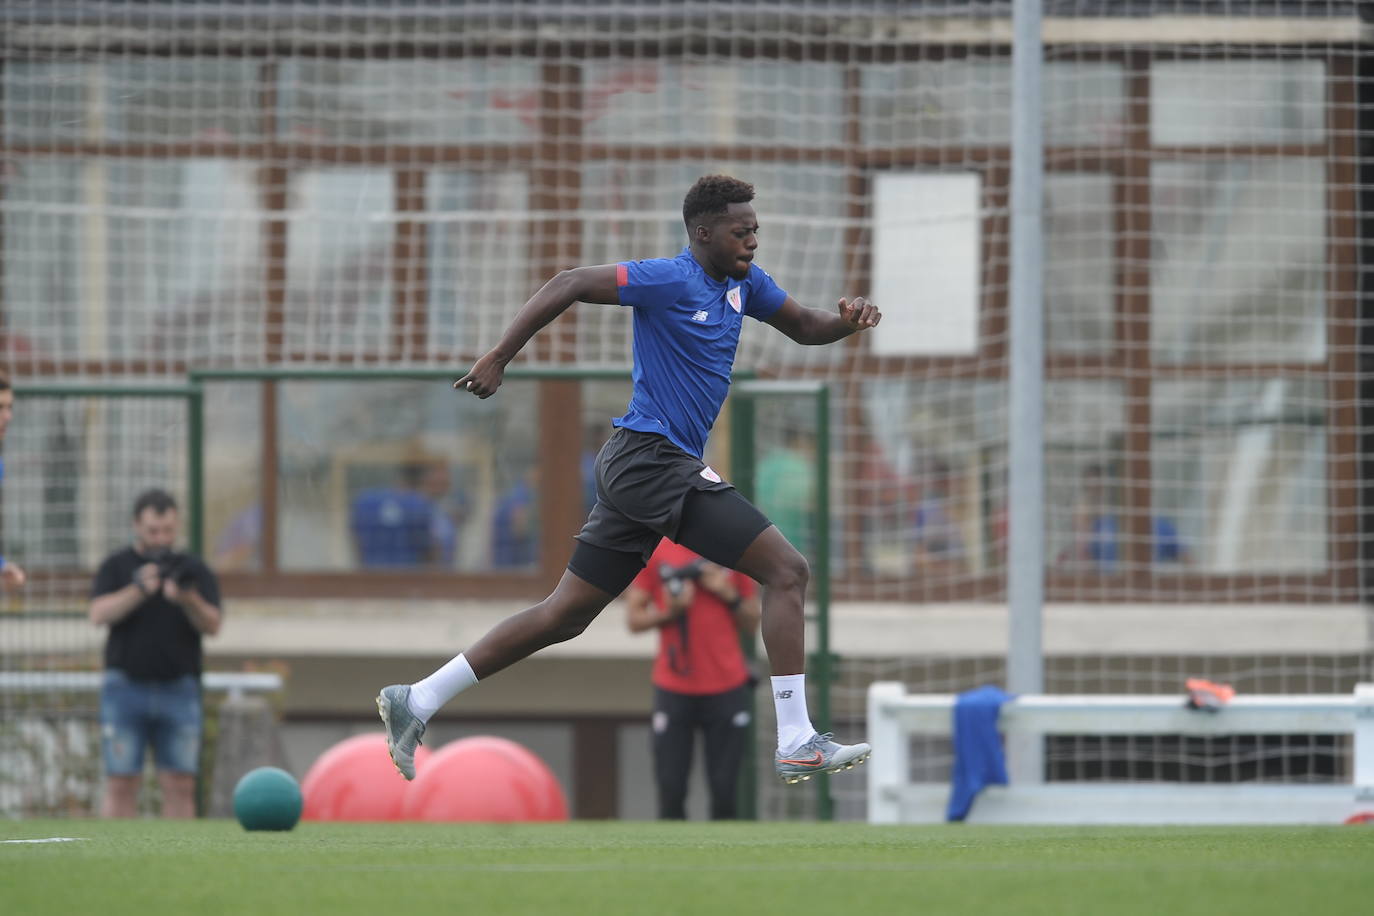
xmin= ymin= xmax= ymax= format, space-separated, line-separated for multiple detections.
xmin=625 ymin=538 xmax=761 ymax=820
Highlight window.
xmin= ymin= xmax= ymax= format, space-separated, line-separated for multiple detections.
xmin=1150 ymin=159 xmax=1325 ymax=365
xmin=580 ymin=60 xmax=846 ymax=147
xmin=277 ymin=59 xmax=540 ymax=145
xmin=205 ymin=383 xmax=265 ymax=572
xmin=1151 ymin=60 xmax=1325 ymax=146
xmin=3 ymin=59 xmax=262 ymax=144
xmin=1152 ymin=378 xmax=1327 ymax=573
xmin=1 ymin=158 xmax=265 ymax=363
xmin=1046 ymin=173 xmax=1115 ymax=356
xmin=284 ymin=168 xmax=394 ymax=359
xmin=859 ymin=379 xmax=1007 ymax=581
xmin=275 ymin=379 xmax=541 ymax=572
xmin=426 ymin=170 xmax=532 ymax=361
xmin=861 ymin=60 xmax=1125 ymax=148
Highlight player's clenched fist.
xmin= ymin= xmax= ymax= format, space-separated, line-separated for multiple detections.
xmin=453 ymin=351 xmax=508 ymax=400
xmin=839 ymin=297 xmax=880 ymax=331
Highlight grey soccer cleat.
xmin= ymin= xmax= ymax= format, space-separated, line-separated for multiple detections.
xmin=775 ymin=732 xmax=872 ymax=785
xmin=376 ymin=684 xmax=425 ymax=780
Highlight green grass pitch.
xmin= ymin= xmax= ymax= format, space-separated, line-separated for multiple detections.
xmin=4 ymin=820 xmax=1372 ymax=916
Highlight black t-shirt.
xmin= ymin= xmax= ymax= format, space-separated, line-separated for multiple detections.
xmin=92 ymin=546 xmax=223 ymax=681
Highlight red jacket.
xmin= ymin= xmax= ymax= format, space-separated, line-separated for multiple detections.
xmin=632 ymin=540 xmax=756 ymax=695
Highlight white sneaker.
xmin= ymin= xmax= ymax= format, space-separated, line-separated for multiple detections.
xmin=774 ymin=732 xmax=872 ymax=785
xmin=376 ymin=684 xmax=425 ymax=781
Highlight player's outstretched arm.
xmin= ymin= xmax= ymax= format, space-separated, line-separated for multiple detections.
xmin=455 ymin=264 xmax=622 ymax=398
xmin=765 ymin=295 xmax=880 ymax=346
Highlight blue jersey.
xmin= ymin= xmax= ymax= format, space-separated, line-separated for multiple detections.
xmin=1087 ymin=514 xmax=1186 ymax=571
xmin=490 ymin=480 xmax=537 ymax=568
xmin=350 ymin=487 xmax=438 ymax=568
xmin=615 ymin=249 xmax=787 ymax=457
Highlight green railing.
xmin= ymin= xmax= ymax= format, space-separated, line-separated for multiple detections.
xmin=730 ymin=379 xmax=833 ymax=820
xmin=13 ymin=383 xmax=206 ymax=554
xmin=16 ymin=370 xmax=835 ymax=822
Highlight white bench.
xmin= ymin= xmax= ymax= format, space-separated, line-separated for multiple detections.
xmin=866 ymin=681 xmax=1374 ymax=824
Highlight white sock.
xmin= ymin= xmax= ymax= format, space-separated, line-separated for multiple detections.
xmin=407 ymin=653 xmax=478 ymax=722
xmin=771 ymin=674 xmax=815 ymax=754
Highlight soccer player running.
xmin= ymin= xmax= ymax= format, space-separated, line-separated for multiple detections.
xmin=378 ymin=175 xmax=881 ymax=785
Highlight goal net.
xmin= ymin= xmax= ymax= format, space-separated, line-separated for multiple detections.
xmin=1 ymin=2 xmax=1369 ymax=820
xmin=0 ymin=386 xmax=196 ymax=817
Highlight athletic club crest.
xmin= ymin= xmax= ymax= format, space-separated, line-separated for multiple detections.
xmin=726 ymin=287 xmax=742 ymax=313
xmin=700 ymin=466 xmax=723 ymax=483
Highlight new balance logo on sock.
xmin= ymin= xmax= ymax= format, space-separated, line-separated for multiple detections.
xmin=774 ymin=689 xmax=793 ymax=700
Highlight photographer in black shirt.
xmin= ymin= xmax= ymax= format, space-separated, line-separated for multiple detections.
xmin=89 ymin=488 xmax=223 ymax=818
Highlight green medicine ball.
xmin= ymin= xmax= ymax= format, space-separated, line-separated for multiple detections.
xmin=233 ymin=766 xmax=303 ymax=831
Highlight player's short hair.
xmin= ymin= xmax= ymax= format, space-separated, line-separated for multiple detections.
xmin=132 ymin=488 xmax=178 ymax=519
xmin=0 ymin=369 xmax=11 ymax=392
xmin=682 ymin=175 xmax=755 ymax=229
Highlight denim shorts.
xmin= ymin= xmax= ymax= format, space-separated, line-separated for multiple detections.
xmin=99 ymin=669 xmax=203 ymax=775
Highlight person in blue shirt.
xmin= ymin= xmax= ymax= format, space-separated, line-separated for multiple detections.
xmin=0 ymin=372 xmax=27 ymax=590
xmin=1059 ymin=463 xmax=1190 ymax=573
xmin=911 ymin=459 xmax=966 ymax=578
xmin=420 ymin=461 xmax=466 ymax=569
xmin=378 ymin=175 xmax=881 ymax=785
xmin=350 ymin=461 xmax=459 ymax=569
xmin=490 ymin=466 xmax=539 ymax=569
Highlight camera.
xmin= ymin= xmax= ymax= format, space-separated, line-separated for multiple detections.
xmin=658 ymin=558 xmax=705 ymax=598
xmin=148 ymin=548 xmax=198 ymax=589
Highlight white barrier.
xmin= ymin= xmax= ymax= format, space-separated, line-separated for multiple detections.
xmin=0 ymin=670 xmax=283 ymax=700
xmin=0 ymin=670 xmax=287 ymax=818
xmin=867 ymin=681 xmax=1374 ymax=825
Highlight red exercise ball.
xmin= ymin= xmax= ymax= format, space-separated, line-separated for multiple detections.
xmin=301 ymin=732 xmax=433 ymax=821
xmin=400 ymin=735 xmax=569 ymax=823
xmin=457 ymin=736 xmax=569 ymax=821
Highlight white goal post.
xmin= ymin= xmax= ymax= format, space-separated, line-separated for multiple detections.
xmin=867 ymin=681 xmax=1374 ymax=825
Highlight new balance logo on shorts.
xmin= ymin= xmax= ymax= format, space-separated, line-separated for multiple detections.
xmin=692 ymin=309 xmax=709 ymax=322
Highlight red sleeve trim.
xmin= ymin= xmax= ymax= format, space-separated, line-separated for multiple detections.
xmin=616 ymin=263 xmax=629 ymax=287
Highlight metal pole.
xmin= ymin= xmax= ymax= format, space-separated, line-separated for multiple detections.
xmin=14 ymin=384 xmax=202 ymax=399
xmin=813 ymin=385 xmax=834 ymax=820
xmin=730 ymin=395 xmax=759 ymax=821
xmin=187 ymin=386 xmax=205 ymax=556
xmin=1007 ymin=0 xmax=1047 ymax=783
xmin=183 ymin=384 xmax=206 ymax=816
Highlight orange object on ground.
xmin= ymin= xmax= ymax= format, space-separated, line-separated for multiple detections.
xmin=1185 ymin=678 xmax=1236 ymax=711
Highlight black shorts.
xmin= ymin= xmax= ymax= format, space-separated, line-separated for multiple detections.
xmin=574 ymin=428 xmax=771 ymax=568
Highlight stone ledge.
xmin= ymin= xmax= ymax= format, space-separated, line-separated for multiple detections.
xmin=192 ymin=600 xmax=1371 ymax=660
xmin=5 ymin=601 xmax=1364 ymax=661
